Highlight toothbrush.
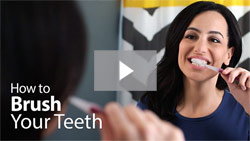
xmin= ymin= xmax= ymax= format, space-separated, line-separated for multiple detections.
xmin=191 ymin=58 xmax=241 ymax=85
xmin=191 ymin=58 xmax=223 ymax=73
xmin=204 ymin=64 xmax=223 ymax=73
xmin=69 ymin=96 xmax=102 ymax=114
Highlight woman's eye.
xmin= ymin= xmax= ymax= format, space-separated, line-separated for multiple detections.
xmin=185 ymin=35 xmax=196 ymax=40
xmin=210 ymin=38 xmax=220 ymax=43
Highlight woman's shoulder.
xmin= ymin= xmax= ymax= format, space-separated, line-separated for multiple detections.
xmin=224 ymin=89 xmax=241 ymax=105
xmin=223 ymin=89 xmax=248 ymax=116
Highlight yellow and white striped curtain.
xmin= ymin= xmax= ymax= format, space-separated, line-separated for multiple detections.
xmin=120 ymin=0 xmax=250 ymax=102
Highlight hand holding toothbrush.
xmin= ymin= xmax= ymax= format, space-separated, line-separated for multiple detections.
xmin=220 ymin=67 xmax=250 ymax=115
xmin=69 ymin=98 xmax=185 ymax=140
xmin=97 ymin=103 xmax=184 ymax=141
xmin=191 ymin=58 xmax=250 ymax=115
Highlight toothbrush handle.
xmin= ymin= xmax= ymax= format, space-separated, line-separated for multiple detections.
xmin=205 ymin=65 xmax=223 ymax=73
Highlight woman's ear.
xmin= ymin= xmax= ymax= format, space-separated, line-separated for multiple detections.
xmin=224 ymin=47 xmax=234 ymax=65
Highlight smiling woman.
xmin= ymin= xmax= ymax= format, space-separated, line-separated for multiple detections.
xmin=178 ymin=11 xmax=234 ymax=81
xmin=138 ymin=1 xmax=249 ymax=140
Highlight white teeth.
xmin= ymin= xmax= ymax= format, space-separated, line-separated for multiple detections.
xmin=191 ymin=58 xmax=208 ymax=66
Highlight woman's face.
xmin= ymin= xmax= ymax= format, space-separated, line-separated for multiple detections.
xmin=178 ymin=11 xmax=233 ymax=82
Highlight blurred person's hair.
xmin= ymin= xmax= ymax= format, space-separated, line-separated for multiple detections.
xmin=1 ymin=1 xmax=86 ymax=140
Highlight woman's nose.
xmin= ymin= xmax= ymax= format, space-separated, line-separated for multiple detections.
xmin=194 ymin=39 xmax=208 ymax=54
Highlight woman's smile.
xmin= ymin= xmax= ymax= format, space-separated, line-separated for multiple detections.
xmin=187 ymin=56 xmax=210 ymax=71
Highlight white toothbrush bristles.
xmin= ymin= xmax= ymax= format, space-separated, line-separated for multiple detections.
xmin=191 ymin=58 xmax=223 ymax=73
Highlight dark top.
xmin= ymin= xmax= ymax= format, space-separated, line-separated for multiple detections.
xmin=137 ymin=90 xmax=249 ymax=140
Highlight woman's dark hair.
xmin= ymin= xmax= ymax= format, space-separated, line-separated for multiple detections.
xmin=1 ymin=1 xmax=86 ymax=140
xmin=141 ymin=1 xmax=242 ymax=121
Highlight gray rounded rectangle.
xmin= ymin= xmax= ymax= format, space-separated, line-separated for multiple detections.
xmin=94 ymin=50 xmax=157 ymax=91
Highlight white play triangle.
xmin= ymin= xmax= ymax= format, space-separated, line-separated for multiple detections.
xmin=119 ymin=61 xmax=134 ymax=80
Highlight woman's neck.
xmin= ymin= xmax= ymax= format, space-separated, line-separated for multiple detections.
xmin=177 ymin=76 xmax=224 ymax=118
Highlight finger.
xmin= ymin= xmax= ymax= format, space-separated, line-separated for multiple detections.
xmin=160 ymin=121 xmax=184 ymax=140
xmin=220 ymin=72 xmax=236 ymax=87
xmin=221 ymin=67 xmax=234 ymax=83
xmin=144 ymin=110 xmax=166 ymax=132
xmin=220 ymin=73 xmax=229 ymax=83
xmin=144 ymin=110 xmax=166 ymax=140
xmin=124 ymin=105 xmax=146 ymax=127
xmin=124 ymin=105 xmax=156 ymax=140
xmin=239 ymin=71 xmax=249 ymax=90
xmin=227 ymin=68 xmax=244 ymax=83
xmin=246 ymin=76 xmax=250 ymax=89
xmin=142 ymin=110 xmax=185 ymax=141
xmin=144 ymin=110 xmax=161 ymax=124
xmin=222 ymin=67 xmax=234 ymax=75
xmin=96 ymin=113 xmax=113 ymax=140
xmin=103 ymin=102 xmax=137 ymax=140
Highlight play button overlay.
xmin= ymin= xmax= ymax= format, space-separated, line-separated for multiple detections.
xmin=119 ymin=61 xmax=134 ymax=81
xmin=94 ymin=50 xmax=156 ymax=91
